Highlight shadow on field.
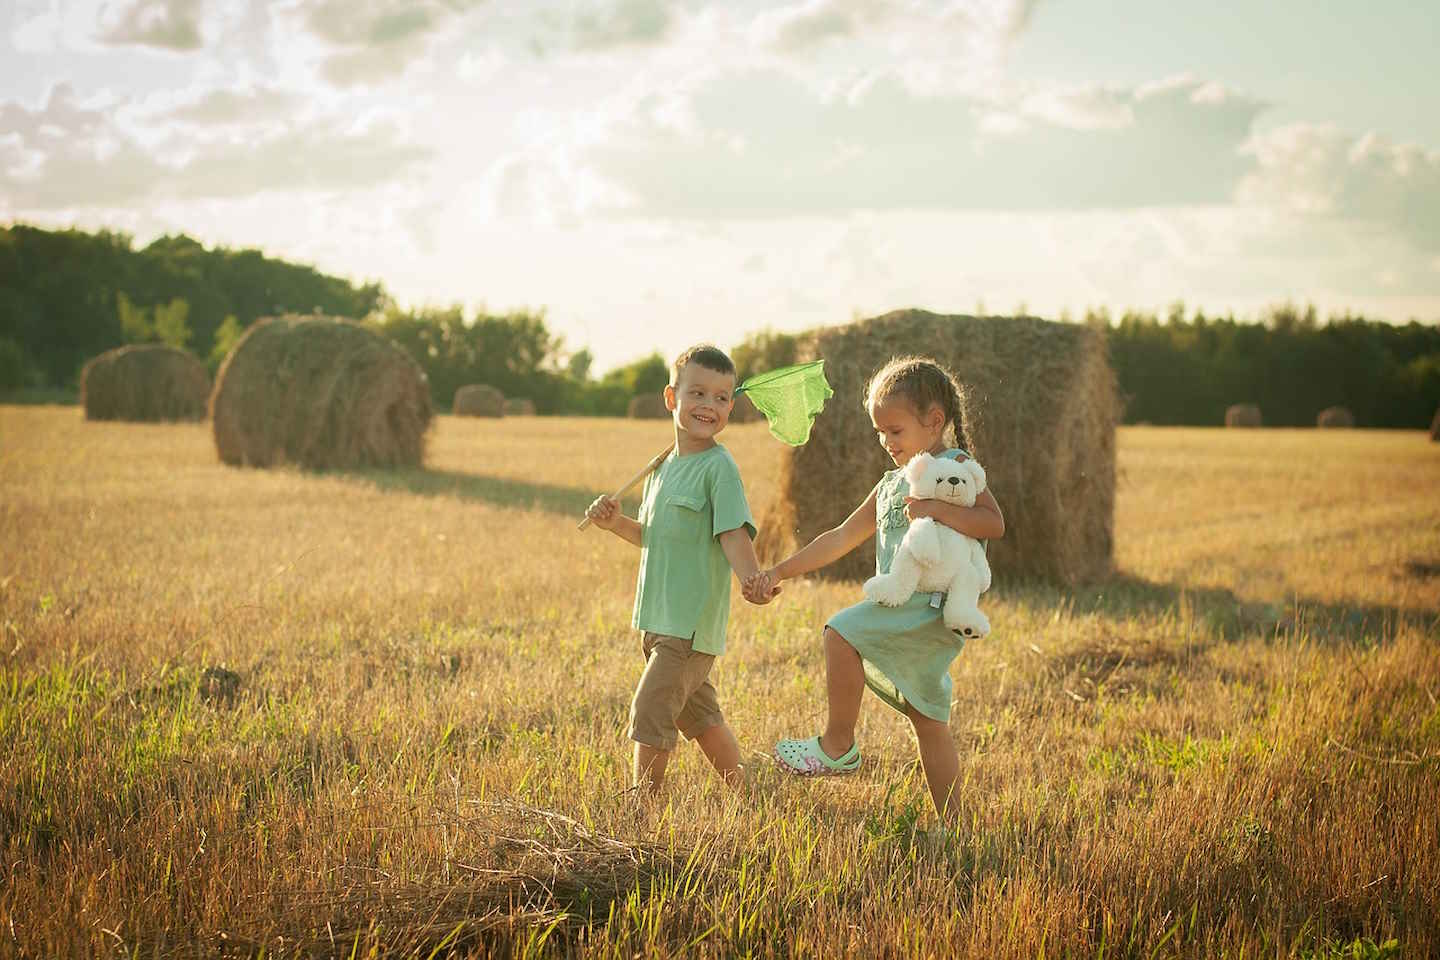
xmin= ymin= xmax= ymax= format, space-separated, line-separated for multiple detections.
xmin=1003 ymin=572 xmax=1437 ymax=646
xmin=344 ymin=467 xmax=637 ymax=518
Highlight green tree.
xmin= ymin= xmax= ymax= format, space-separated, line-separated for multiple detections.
xmin=152 ymin=297 xmax=192 ymax=348
xmin=208 ymin=314 xmax=244 ymax=372
xmin=118 ymin=292 xmax=152 ymax=343
xmin=603 ymin=352 xmax=669 ymax=396
xmin=732 ymin=329 xmax=798 ymax=383
xmin=567 ymin=348 xmax=594 ymax=382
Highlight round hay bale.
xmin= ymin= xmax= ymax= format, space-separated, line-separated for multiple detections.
xmin=729 ymin=392 xmax=761 ymax=424
xmin=1430 ymin=407 xmax=1440 ymax=442
xmin=80 ymin=344 xmax=210 ymax=422
xmin=453 ymin=385 xmax=505 ymax=417
xmin=1225 ymin=404 xmax=1262 ymax=428
xmin=1316 ymin=406 xmax=1355 ymax=429
xmin=503 ymin=397 xmax=537 ymax=416
xmin=756 ymin=310 xmax=1120 ymax=586
xmin=627 ymin=393 xmax=670 ymax=420
xmin=210 ymin=314 xmax=431 ymax=469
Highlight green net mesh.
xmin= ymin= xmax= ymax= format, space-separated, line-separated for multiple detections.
xmin=737 ymin=360 xmax=834 ymax=445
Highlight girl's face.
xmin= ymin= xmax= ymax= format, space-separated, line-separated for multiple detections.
xmin=870 ymin=396 xmax=947 ymax=466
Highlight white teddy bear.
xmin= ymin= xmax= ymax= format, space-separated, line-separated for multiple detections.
xmin=863 ymin=451 xmax=993 ymax=638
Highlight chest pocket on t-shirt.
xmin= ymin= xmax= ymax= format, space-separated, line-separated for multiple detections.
xmin=659 ymin=493 xmax=707 ymax=542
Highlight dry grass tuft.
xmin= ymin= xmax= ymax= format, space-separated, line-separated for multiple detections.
xmin=209 ymin=314 xmax=431 ymax=470
xmin=757 ymin=309 xmax=1119 ymax=585
xmin=80 ymin=344 xmax=210 ymax=422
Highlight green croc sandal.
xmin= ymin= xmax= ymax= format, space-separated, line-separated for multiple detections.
xmin=774 ymin=736 xmax=861 ymax=776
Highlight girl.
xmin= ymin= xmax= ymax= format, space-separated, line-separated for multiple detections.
xmin=744 ymin=356 xmax=1005 ymax=822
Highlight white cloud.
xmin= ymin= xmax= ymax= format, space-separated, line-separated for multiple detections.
xmin=0 ymin=83 xmax=429 ymax=210
xmin=1240 ymin=123 xmax=1440 ymax=251
xmin=570 ymin=0 xmax=672 ymax=51
xmin=577 ymin=70 xmax=1264 ymax=217
xmin=278 ymin=0 xmax=486 ymax=86
xmin=97 ymin=0 xmax=203 ymax=50
xmin=749 ymin=0 xmax=1036 ymax=56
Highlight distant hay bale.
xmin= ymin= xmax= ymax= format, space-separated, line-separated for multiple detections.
xmin=210 ymin=314 xmax=431 ymax=469
xmin=454 ymin=385 xmax=505 ymax=417
xmin=80 ymin=344 xmax=210 ymax=422
xmin=1225 ymin=404 xmax=1263 ymax=428
xmin=1431 ymin=408 xmax=1440 ymax=442
xmin=729 ymin=393 xmax=761 ymax=423
xmin=756 ymin=309 xmax=1120 ymax=586
xmin=503 ymin=397 xmax=537 ymax=416
xmin=1316 ymin=406 xmax=1355 ymax=429
xmin=627 ymin=394 xmax=670 ymax=420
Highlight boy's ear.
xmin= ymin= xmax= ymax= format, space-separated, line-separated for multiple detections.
xmin=663 ymin=383 xmax=677 ymax=411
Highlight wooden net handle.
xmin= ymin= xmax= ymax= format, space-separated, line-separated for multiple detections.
xmin=577 ymin=443 xmax=675 ymax=531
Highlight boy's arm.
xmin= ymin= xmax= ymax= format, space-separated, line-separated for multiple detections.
xmin=905 ymin=489 xmax=1005 ymax=540
xmin=584 ymin=495 xmax=644 ymax=547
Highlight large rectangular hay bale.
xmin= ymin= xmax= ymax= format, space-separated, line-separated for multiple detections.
xmin=756 ymin=310 xmax=1119 ymax=585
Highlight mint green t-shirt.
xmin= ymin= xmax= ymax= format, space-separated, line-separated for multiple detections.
xmin=631 ymin=444 xmax=757 ymax=656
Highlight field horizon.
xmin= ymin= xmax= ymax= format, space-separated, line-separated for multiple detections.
xmin=2 ymin=405 xmax=1438 ymax=958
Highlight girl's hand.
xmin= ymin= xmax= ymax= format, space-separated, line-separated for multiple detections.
xmin=903 ymin=497 xmax=937 ymax=522
xmin=585 ymin=495 xmax=620 ymax=530
xmin=743 ymin=569 xmax=782 ymax=604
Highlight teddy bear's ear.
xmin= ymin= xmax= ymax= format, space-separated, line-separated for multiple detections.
xmin=905 ymin=452 xmax=933 ymax=487
xmin=961 ymin=458 xmax=987 ymax=493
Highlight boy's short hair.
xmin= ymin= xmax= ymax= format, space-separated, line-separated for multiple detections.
xmin=671 ymin=344 xmax=736 ymax=385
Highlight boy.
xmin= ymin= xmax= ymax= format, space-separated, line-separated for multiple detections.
xmin=584 ymin=344 xmax=772 ymax=791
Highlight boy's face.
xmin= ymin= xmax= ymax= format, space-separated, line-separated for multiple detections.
xmin=665 ymin=362 xmax=736 ymax=442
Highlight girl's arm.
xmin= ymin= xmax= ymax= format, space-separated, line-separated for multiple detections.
xmin=905 ymin=488 xmax=1005 ymax=540
xmin=768 ymin=486 xmax=880 ymax=582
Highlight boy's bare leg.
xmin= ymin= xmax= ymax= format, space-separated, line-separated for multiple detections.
xmin=904 ymin=704 xmax=959 ymax=824
xmin=633 ymin=743 xmax=671 ymax=792
xmin=820 ymin=627 xmax=864 ymax=759
xmin=694 ymin=721 xmax=743 ymax=786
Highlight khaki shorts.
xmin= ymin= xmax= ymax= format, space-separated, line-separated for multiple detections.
xmin=628 ymin=632 xmax=723 ymax=750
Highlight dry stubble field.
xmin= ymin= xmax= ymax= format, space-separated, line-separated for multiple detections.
xmin=2 ymin=405 xmax=1439 ymax=958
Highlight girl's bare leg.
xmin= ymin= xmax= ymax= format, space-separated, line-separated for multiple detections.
xmin=820 ymin=627 xmax=865 ymax=759
xmin=905 ymin=703 xmax=960 ymax=823
xmin=694 ymin=721 xmax=744 ymax=786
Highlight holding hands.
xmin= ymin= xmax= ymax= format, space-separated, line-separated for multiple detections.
xmin=742 ymin=568 xmax=782 ymax=605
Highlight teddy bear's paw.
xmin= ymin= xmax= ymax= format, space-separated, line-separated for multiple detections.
xmin=945 ymin=609 xmax=991 ymax=638
xmin=863 ymin=575 xmax=909 ymax=607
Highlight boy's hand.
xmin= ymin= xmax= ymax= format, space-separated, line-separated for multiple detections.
xmin=585 ymin=495 xmax=621 ymax=530
xmin=903 ymin=497 xmax=938 ymax=522
xmin=743 ymin=569 xmax=782 ymax=604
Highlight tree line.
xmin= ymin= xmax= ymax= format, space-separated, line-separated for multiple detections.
xmin=2 ymin=224 xmax=1436 ymax=426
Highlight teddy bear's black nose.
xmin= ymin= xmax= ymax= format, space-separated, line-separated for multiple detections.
xmin=947 ymin=477 xmax=960 ymax=485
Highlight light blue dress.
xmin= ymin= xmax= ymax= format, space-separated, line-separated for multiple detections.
xmin=827 ymin=448 xmax=975 ymax=723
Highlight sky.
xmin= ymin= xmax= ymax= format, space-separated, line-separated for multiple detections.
xmin=2 ymin=0 xmax=1438 ymax=372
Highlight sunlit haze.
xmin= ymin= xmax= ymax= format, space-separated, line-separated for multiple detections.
xmin=3 ymin=0 xmax=1437 ymax=371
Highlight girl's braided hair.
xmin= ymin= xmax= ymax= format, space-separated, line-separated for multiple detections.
xmin=865 ymin=356 xmax=967 ymax=449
